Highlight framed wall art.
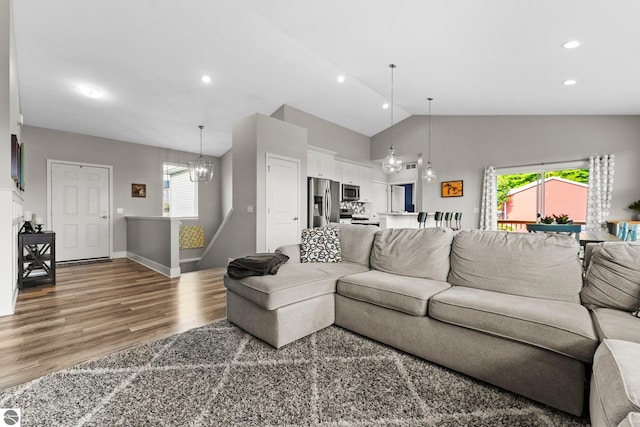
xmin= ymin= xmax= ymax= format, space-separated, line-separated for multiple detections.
xmin=11 ymin=134 xmax=19 ymax=183
xmin=441 ymin=180 xmax=463 ymax=198
xmin=131 ymin=183 xmax=147 ymax=198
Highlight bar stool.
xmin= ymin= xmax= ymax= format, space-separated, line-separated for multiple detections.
xmin=454 ymin=212 xmax=462 ymax=230
xmin=444 ymin=212 xmax=453 ymax=228
xmin=434 ymin=211 xmax=443 ymax=227
xmin=417 ymin=212 xmax=428 ymax=228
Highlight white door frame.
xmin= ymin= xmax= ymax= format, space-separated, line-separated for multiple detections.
xmin=265 ymin=153 xmax=301 ymax=251
xmin=388 ymin=180 xmax=417 ymax=212
xmin=47 ymin=159 xmax=115 ymax=259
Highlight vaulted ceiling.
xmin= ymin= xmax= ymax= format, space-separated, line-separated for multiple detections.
xmin=13 ymin=0 xmax=640 ymax=156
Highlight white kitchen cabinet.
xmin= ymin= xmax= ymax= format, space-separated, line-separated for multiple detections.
xmin=358 ymin=166 xmax=373 ymax=202
xmin=307 ymin=149 xmax=334 ymax=179
xmin=318 ymin=153 xmax=333 ymax=179
xmin=333 ymin=160 xmax=342 ymax=184
xmin=341 ymin=162 xmax=359 ymax=185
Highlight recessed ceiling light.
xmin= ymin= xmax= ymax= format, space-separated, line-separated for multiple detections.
xmin=201 ymin=75 xmax=212 ymax=84
xmin=562 ymin=40 xmax=581 ymax=49
xmin=337 ymin=75 xmax=345 ymax=83
xmin=77 ymin=85 xmax=104 ymax=99
xmin=563 ymin=79 xmax=577 ymax=86
xmin=382 ymin=103 xmax=389 ymax=110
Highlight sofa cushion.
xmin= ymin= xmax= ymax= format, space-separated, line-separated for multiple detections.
xmin=337 ymin=270 xmax=450 ymax=316
xmin=591 ymin=340 xmax=640 ymax=427
xmin=301 ymin=226 xmax=341 ymax=263
xmin=448 ymin=230 xmax=583 ymax=303
xmin=581 ymin=242 xmax=640 ymax=311
xmin=369 ymin=228 xmax=454 ymax=280
xmin=590 ymin=307 xmax=640 ymax=344
xmin=429 ymin=286 xmax=599 ymax=362
xmin=619 ymin=413 xmax=640 ymax=427
xmin=338 ymin=223 xmax=379 ymax=267
xmin=224 ymin=262 xmax=368 ymax=310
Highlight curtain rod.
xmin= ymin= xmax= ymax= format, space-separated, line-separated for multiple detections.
xmin=496 ymin=158 xmax=588 ymax=170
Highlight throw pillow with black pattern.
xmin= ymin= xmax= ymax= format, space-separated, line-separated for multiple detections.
xmin=300 ymin=226 xmax=342 ymax=263
xmin=633 ymin=306 xmax=640 ymax=318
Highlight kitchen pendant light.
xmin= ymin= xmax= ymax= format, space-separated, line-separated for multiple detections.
xmin=422 ymin=97 xmax=437 ymax=183
xmin=382 ymin=64 xmax=402 ymax=174
xmin=188 ymin=125 xmax=214 ymax=183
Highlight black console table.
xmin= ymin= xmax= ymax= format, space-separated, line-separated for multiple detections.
xmin=18 ymin=232 xmax=56 ymax=288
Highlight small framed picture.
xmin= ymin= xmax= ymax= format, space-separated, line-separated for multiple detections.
xmin=11 ymin=134 xmax=19 ymax=183
xmin=441 ymin=180 xmax=463 ymax=198
xmin=131 ymin=183 xmax=146 ymax=198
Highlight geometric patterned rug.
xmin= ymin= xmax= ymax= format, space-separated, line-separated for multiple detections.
xmin=0 ymin=321 xmax=590 ymax=426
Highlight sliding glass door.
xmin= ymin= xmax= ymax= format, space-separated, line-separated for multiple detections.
xmin=497 ymin=164 xmax=588 ymax=232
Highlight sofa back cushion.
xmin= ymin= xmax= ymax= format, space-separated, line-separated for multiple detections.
xmin=448 ymin=230 xmax=582 ymax=303
xmin=370 ymin=228 xmax=454 ymax=280
xmin=581 ymin=242 xmax=640 ymax=311
xmin=338 ymin=223 xmax=379 ymax=267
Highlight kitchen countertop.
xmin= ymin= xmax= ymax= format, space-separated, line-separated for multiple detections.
xmin=377 ymin=212 xmax=419 ymax=216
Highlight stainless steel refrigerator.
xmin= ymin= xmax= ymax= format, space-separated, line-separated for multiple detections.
xmin=308 ymin=177 xmax=340 ymax=228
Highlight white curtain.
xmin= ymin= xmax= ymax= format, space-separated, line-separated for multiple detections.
xmin=586 ymin=154 xmax=615 ymax=231
xmin=480 ymin=166 xmax=498 ymax=230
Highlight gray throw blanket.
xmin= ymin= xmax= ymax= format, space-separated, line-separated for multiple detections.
xmin=227 ymin=252 xmax=289 ymax=279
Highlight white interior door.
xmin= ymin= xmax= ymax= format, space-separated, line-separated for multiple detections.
xmin=266 ymin=155 xmax=300 ymax=252
xmin=51 ymin=162 xmax=110 ymax=261
xmin=391 ymin=185 xmax=405 ymax=213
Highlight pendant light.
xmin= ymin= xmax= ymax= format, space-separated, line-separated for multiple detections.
xmin=422 ymin=97 xmax=437 ymax=183
xmin=381 ymin=64 xmax=402 ymax=174
xmin=188 ymin=125 xmax=214 ymax=183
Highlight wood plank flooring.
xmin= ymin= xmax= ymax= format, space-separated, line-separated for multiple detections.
xmin=0 ymin=259 xmax=227 ymax=390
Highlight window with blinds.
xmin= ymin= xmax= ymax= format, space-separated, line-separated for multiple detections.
xmin=163 ymin=163 xmax=198 ymax=217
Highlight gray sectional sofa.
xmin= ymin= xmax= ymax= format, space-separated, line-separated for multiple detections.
xmin=224 ymin=224 xmax=640 ymax=423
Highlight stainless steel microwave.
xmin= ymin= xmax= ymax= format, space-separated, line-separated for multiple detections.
xmin=342 ymin=184 xmax=360 ymax=201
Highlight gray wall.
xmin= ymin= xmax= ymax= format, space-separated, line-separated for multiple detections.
xmin=0 ymin=0 xmax=22 ymax=316
xmin=199 ymin=113 xmax=307 ymax=268
xmin=1 ymin=0 xmax=20 ymax=190
xmin=273 ymin=104 xmax=370 ymax=162
xmin=221 ymin=149 xmax=232 ymax=216
xmin=21 ymin=125 xmax=223 ymax=255
xmin=126 ymin=218 xmax=172 ymax=266
xmin=256 ymin=114 xmax=308 ymax=252
xmin=372 ymin=115 xmax=640 ymax=228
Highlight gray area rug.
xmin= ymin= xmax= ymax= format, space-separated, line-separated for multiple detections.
xmin=0 ymin=321 xmax=590 ymax=426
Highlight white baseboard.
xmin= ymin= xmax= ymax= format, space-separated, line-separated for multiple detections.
xmin=127 ymin=252 xmax=181 ymax=278
xmin=179 ymin=257 xmax=201 ymax=264
xmin=111 ymin=251 xmax=127 ymax=259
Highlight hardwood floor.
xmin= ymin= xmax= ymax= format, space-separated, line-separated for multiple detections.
xmin=0 ymin=259 xmax=227 ymax=390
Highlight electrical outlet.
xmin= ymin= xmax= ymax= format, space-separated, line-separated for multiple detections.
xmin=247 ymin=205 xmax=254 ymax=213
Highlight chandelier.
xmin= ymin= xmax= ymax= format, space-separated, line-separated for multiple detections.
xmin=188 ymin=125 xmax=214 ymax=183
xmin=422 ymin=97 xmax=437 ymax=183
xmin=381 ymin=64 xmax=402 ymax=174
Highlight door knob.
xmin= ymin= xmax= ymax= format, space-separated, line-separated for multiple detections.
xmin=101 ymin=215 xmax=108 ymax=219
xmin=293 ymin=217 xmax=298 ymax=220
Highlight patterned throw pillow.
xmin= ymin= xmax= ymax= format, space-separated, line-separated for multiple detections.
xmin=300 ymin=226 xmax=342 ymax=263
xmin=633 ymin=307 xmax=640 ymax=318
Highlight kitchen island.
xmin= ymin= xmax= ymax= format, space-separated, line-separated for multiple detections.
xmin=377 ymin=212 xmax=425 ymax=229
